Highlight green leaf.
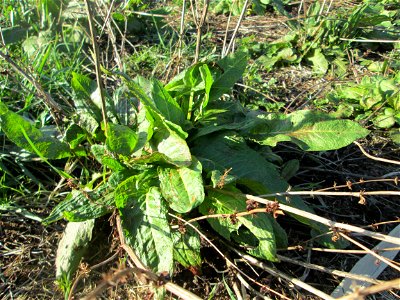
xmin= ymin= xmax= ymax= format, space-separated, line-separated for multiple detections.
xmin=0 ymin=102 xmax=72 ymax=159
xmin=245 ymin=110 xmax=369 ymax=151
xmin=199 ymin=191 xmax=243 ymax=240
xmin=197 ymin=64 xmax=214 ymax=114
xmin=199 ymin=189 xmax=281 ymax=261
xmin=151 ymin=120 xmax=192 ymax=167
xmin=106 ymin=123 xmax=138 ymax=156
xmin=210 ymin=51 xmax=248 ymax=101
xmin=56 ymin=219 xmax=95 ymax=282
xmin=65 ymin=124 xmax=87 ymax=149
xmin=71 ymin=72 xmax=102 ymax=120
xmin=91 ymin=145 xmax=126 ymax=171
xmin=151 ymin=79 xmax=185 ymax=126
xmin=238 ymin=215 xmax=278 ymax=261
xmin=306 ymin=48 xmax=328 ymax=75
xmin=158 ymin=157 xmax=205 ymax=213
xmin=42 ymin=188 xmax=114 ymax=225
xmin=193 ymin=132 xmax=321 ymax=229
xmin=373 ymin=109 xmax=396 ymax=128
xmin=172 ymin=224 xmax=202 ymax=269
xmin=114 ymin=170 xmax=158 ymax=209
xmin=281 ymin=159 xmax=299 ymax=181
xmin=119 ymin=187 xmax=173 ymax=274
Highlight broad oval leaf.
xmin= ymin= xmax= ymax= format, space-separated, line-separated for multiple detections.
xmin=151 ymin=79 xmax=185 ymax=126
xmin=200 ymin=189 xmax=283 ymax=261
xmin=210 ymin=51 xmax=248 ymax=101
xmin=106 ymin=123 xmax=138 ymax=156
xmin=119 ymin=187 xmax=174 ymax=274
xmin=114 ymin=170 xmax=158 ymax=209
xmin=158 ymin=157 xmax=204 ymax=213
xmin=42 ymin=188 xmax=114 ymax=225
xmin=56 ymin=219 xmax=95 ymax=282
xmin=245 ymin=110 xmax=369 ymax=151
xmin=152 ymin=122 xmax=192 ymax=167
xmin=172 ymin=223 xmax=202 ymax=269
xmin=0 ymin=102 xmax=72 ymax=159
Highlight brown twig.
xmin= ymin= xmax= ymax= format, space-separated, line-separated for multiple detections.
xmin=203 ymin=189 xmax=400 ymax=245
xmin=68 ymin=251 xmax=120 ymax=300
xmin=84 ymin=0 xmax=108 ymax=133
xmin=223 ymin=242 xmax=335 ymax=300
xmin=277 ymin=255 xmax=381 ymax=285
xmin=339 ymin=233 xmax=400 ymax=273
xmin=168 ymin=213 xmax=291 ymax=300
xmin=259 ymin=190 xmax=400 ymax=198
xmin=336 ymin=278 xmax=400 ymax=300
xmin=191 ymin=0 xmax=210 ymax=64
xmin=248 ymin=194 xmax=400 ymax=245
xmin=354 ymin=141 xmax=400 ymax=165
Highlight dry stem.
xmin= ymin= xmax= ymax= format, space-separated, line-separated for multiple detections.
xmin=84 ymin=0 xmax=108 ymax=132
xmin=336 ymin=278 xmax=400 ymax=300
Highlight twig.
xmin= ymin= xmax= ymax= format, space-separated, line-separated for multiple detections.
xmin=221 ymin=4 xmax=233 ymax=56
xmin=223 ymin=0 xmax=249 ymax=57
xmin=84 ymin=0 xmax=108 ymax=132
xmin=354 ymin=141 xmax=400 ymax=165
xmin=203 ymin=189 xmax=400 ymax=245
xmin=168 ymin=213 xmax=291 ymax=300
xmin=339 ymin=233 xmax=400 ymax=273
xmin=340 ymin=38 xmax=400 ymax=43
xmin=259 ymin=190 xmax=400 ymax=198
xmin=178 ymin=0 xmax=186 ymax=65
xmin=98 ymin=0 xmax=123 ymax=70
xmin=277 ymin=255 xmax=381 ymax=285
xmin=243 ymin=193 xmax=400 ymax=245
xmin=0 ymin=50 xmax=63 ymax=117
xmin=336 ymin=278 xmax=400 ymax=300
xmin=224 ymin=242 xmax=335 ymax=300
xmin=183 ymin=207 xmax=283 ymax=224
xmin=283 ymin=246 xmax=400 ymax=254
xmin=192 ymin=0 xmax=210 ymax=63
xmin=116 ymin=215 xmax=202 ymax=300
xmin=235 ymin=272 xmax=271 ymax=300
xmin=68 ymin=251 xmax=120 ymax=300
xmin=81 ymin=267 xmax=153 ymax=300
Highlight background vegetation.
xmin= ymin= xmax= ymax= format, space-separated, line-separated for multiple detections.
xmin=1 ymin=0 xmax=399 ymax=299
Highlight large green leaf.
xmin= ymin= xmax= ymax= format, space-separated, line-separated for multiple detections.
xmin=42 ymin=188 xmax=114 ymax=225
xmin=106 ymin=123 xmax=138 ymax=156
xmin=238 ymin=215 xmax=277 ymax=261
xmin=158 ymin=157 xmax=204 ymax=213
xmin=114 ymin=170 xmax=158 ymax=209
xmin=56 ymin=219 xmax=95 ymax=282
xmin=151 ymin=120 xmax=192 ymax=167
xmin=199 ymin=193 xmax=242 ymax=240
xmin=119 ymin=187 xmax=174 ymax=274
xmin=199 ymin=189 xmax=282 ymax=261
xmin=172 ymin=224 xmax=202 ymax=269
xmin=134 ymin=108 xmax=154 ymax=155
xmin=193 ymin=131 xmax=347 ymax=248
xmin=151 ymin=79 xmax=185 ymax=126
xmin=0 ymin=102 xmax=73 ymax=159
xmin=210 ymin=51 xmax=248 ymax=101
xmin=243 ymin=110 xmax=369 ymax=151
xmin=192 ymin=132 xmax=319 ymax=227
xmin=91 ymin=144 xmax=126 ymax=171
xmin=71 ymin=72 xmax=102 ymax=120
